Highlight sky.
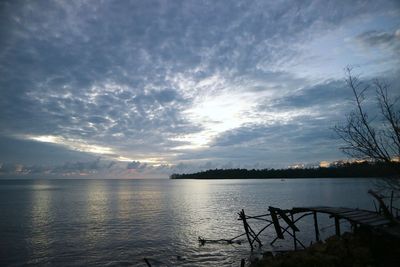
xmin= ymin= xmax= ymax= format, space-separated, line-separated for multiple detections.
xmin=0 ymin=0 xmax=399 ymax=178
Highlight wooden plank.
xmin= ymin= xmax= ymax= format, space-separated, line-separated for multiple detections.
xmin=316 ymin=209 xmax=337 ymax=214
xmin=293 ymin=207 xmax=326 ymax=212
xmin=341 ymin=211 xmax=374 ymax=217
xmin=337 ymin=210 xmax=369 ymax=216
xmin=269 ymin=207 xmax=284 ymax=239
xmin=321 ymin=207 xmax=353 ymax=212
xmin=344 ymin=215 xmax=384 ymax=223
xmin=245 ymin=213 xmax=270 ymax=219
xmin=355 ymin=215 xmax=382 ymax=223
xmin=359 ymin=217 xmax=390 ymax=225
xmin=312 ymin=207 xmax=338 ymax=213
xmin=313 ymin=211 xmax=320 ymax=242
xmin=318 ymin=209 xmax=356 ymax=216
xmin=292 ymin=206 xmax=350 ymax=214
xmin=334 ymin=207 xmax=357 ymax=212
xmin=278 ymin=210 xmax=299 ymax=232
xmin=292 ymin=207 xmax=315 ymax=213
xmin=291 ymin=213 xmax=297 ymax=250
xmin=336 ymin=210 xmax=365 ymax=216
xmin=360 ymin=215 xmax=390 ymax=223
xmin=335 ymin=217 xmax=341 ymax=236
xmin=323 ymin=207 xmax=353 ymax=213
xmin=345 ymin=213 xmax=380 ymax=221
xmin=366 ymin=219 xmax=391 ymax=227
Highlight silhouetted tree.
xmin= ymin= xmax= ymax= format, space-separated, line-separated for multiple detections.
xmin=334 ymin=67 xmax=400 ymax=192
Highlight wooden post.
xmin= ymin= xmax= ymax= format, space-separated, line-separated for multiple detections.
xmin=279 ymin=210 xmax=299 ymax=231
xmin=269 ymin=207 xmax=284 ymax=239
xmin=144 ymin=258 xmax=151 ymax=267
xmin=240 ymin=209 xmax=254 ymax=250
xmin=291 ymin=213 xmax=297 ymax=250
xmin=313 ymin=211 xmax=320 ymax=241
xmin=372 ymin=200 xmax=378 ymax=213
xmin=247 ymin=224 xmax=263 ymax=248
xmin=368 ymin=190 xmax=393 ymax=221
xmin=240 ymin=259 xmax=245 ymax=267
xmin=334 ymin=216 xmax=340 ymax=236
xmin=390 ymin=191 xmax=394 ymax=216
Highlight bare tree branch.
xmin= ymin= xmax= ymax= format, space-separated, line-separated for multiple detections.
xmin=334 ymin=67 xmax=400 ymax=192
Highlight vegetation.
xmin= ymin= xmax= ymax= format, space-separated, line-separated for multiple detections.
xmin=334 ymin=67 xmax=400 ymax=191
xmin=170 ymin=161 xmax=399 ymax=179
xmin=250 ymin=228 xmax=400 ymax=267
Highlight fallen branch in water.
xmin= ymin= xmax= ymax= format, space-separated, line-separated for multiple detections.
xmin=198 ymin=233 xmax=245 ymax=245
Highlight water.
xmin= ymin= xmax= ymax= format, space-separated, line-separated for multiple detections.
xmin=0 ymin=178 xmax=377 ymax=266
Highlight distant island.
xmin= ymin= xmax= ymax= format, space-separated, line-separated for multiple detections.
xmin=170 ymin=161 xmax=400 ymax=179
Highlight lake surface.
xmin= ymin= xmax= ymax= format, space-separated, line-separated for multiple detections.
xmin=0 ymin=178 xmax=377 ymax=266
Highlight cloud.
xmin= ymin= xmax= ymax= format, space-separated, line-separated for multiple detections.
xmin=356 ymin=29 xmax=400 ymax=54
xmin=52 ymin=158 xmax=115 ymax=174
xmin=0 ymin=0 xmax=399 ymax=173
xmin=0 ymin=135 xmax=97 ymax=165
xmin=264 ymin=80 xmax=350 ymax=110
xmin=127 ymin=161 xmax=147 ymax=170
xmin=0 ymin=158 xmax=118 ymax=177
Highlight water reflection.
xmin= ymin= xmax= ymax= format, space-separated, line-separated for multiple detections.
xmin=1 ymin=178 xmax=379 ymax=267
xmin=116 ymin=181 xmax=131 ymax=222
xmin=172 ymin=180 xmax=213 ymax=235
xmin=29 ymin=180 xmax=53 ymax=264
xmin=84 ymin=181 xmax=110 ymax=245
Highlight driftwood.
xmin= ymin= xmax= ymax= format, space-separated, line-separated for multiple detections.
xmin=143 ymin=258 xmax=151 ymax=267
xmin=198 ymin=235 xmax=243 ymax=245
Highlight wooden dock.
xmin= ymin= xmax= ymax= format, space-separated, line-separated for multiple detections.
xmin=199 ymin=190 xmax=399 ymax=251
xmin=237 ymin=205 xmax=399 ymax=251
xmin=293 ymin=206 xmax=393 ymax=229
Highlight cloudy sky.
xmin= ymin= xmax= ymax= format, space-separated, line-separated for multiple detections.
xmin=0 ymin=0 xmax=399 ymax=178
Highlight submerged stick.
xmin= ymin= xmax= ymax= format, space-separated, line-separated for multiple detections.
xmin=143 ymin=258 xmax=151 ymax=267
xmin=198 ymin=236 xmax=243 ymax=245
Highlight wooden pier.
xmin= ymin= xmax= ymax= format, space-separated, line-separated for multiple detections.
xmin=199 ymin=190 xmax=399 ymax=253
xmin=237 ymin=205 xmax=399 ymax=251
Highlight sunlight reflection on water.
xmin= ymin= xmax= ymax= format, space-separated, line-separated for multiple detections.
xmin=0 ymin=178 xmax=376 ymax=266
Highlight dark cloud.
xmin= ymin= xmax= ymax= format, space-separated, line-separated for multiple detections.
xmin=127 ymin=161 xmax=147 ymax=170
xmin=52 ymin=158 xmax=115 ymax=174
xmin=0 ymin=136 xmax=96 ymax=165
xmin=264 ymin=80 xmax=351 ymax=110
xmin=356 ymin=29 xmax=400 ymax=54
xmin=0 ymin=158 xmax=118 ymax=177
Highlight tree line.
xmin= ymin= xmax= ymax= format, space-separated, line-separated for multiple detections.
xmin=170 ymin=161 xmax=399 ymax=179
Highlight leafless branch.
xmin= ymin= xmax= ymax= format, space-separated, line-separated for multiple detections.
xmin=334 ymin=67 xmax=400 ymax=192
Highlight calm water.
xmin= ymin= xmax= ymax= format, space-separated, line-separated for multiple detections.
xmin=0 ymin=178 xmax=376 ymax=266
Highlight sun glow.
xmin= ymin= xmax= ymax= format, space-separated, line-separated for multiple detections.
xmin=172 ymin=91 xmax=260 ymax=149
xmin=22 ymin=134 xmax=114 ymax=155
xmin=19 ymin=134 xmax=171 ymax=166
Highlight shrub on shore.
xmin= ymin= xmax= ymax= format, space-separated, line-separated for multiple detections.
xmin=251 ymin=228 xmax=400 ymax=267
